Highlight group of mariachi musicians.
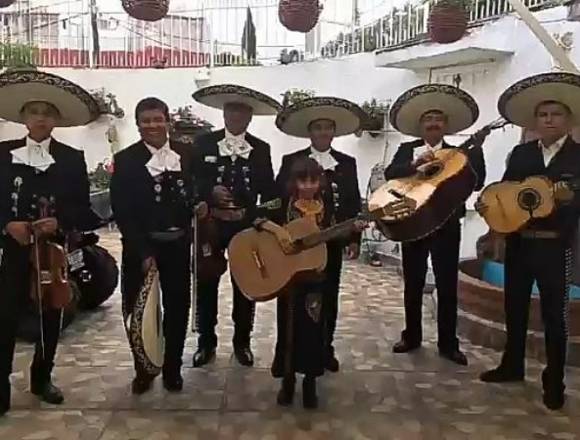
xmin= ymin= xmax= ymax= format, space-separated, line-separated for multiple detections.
xmin=0 ymin=67 xmax=579 ymax=415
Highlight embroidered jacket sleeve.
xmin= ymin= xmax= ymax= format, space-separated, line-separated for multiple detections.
xmin=110 ymin=152 xmax=154 ymax=260
xmin=384 ymin=141 xmax=420 ymax=180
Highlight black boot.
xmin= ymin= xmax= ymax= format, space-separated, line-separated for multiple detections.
xmin=131 ymin=374 xmax=155 ymax=395
xmin=30 ymin=380 xmax=64 ymax=405
xmin=0 ymin=380 xmax=10 ymax=417
xmin=480 ymin=365 xmax=524 ymax=383
xmin=276 ymin=375 xmax=295 ymax=407
xmin=302 ymin=376 xmax=318 ymax=409
xmin=192 ymin=347 xmax=216 ymax=368
xmin=234 ymin=345 xmax=254 ymax=367
xmin=162 ymin=369 xmax=183 ymax=392
xmin=392 ymin=338 xmax=421 ymax=353
xmin=325 ymin=348 xmax=340 ymax=373
xmin=542 ymin=370 xmax=565 ymax=411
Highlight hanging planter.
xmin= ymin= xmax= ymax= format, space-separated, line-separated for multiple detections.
xmin=427 ymin=0 xmax=469 ymax=44
xmin=0 ymin=0 xmax=15 ymax=7
xmin=122 ymin=0 xmax=169 ymax=22
xmin=279 ymin=0 xmax=323 ymax=33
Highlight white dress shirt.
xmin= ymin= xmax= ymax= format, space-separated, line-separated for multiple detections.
xmin=309 ymin=146 xmax=338 ymax=171
xmin=413 ymin=140 xmax=443 ymax=161
xmin=217 ymin=129 xmax=253 ymax=160
xmin=11 ymin=136 xmax=55 ymax=171
xmin=538 ymin=135 xmax=567 ymax=167
xmin=144 ymin=140 xmax=182 ymax=177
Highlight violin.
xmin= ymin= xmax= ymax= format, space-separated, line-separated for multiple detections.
xmin=195 ymin=214 xmax=227 ymax=280
xmin=29 ymin=197 xmax=73 ymax=310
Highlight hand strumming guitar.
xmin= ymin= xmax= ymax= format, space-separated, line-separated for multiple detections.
xmin=31 ymin=217 xmax=58 ymax=238
xmin=212 ymin=185 xmax=235 ymax=208
xmin=412 ymin=150 xmax=436 ymax=168
xmin=253 ymin=218 xmax=296 ymax=254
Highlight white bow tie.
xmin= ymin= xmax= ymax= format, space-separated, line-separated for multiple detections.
xmin=145 ymin=147 xmax=182 ymax=177
xmin=218 ymin=135 xmax=253 ymax=160
xmin=310 ymin=149 xmax=338 ymax=171
xmin=11 ymin=144 xmax=55 ymax=171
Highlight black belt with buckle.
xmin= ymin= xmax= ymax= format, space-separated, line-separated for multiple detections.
xmin=520 ymin=230 xmax=560 ymax=239
xmin=149 ymin=228 xmax=185 ymax=242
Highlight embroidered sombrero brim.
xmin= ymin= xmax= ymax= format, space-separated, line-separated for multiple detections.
xmin=498 ymin=72 xmax=580 ymax=128
xmin=0 ymin=69 xmax=100 ymax=127
xmin=276 ymin=97 xmax=365 ymax=138
xmin=193 ymin=84 xmax=281 ymax=115
xmin=390 ymin=84 xmax=479 ymax=137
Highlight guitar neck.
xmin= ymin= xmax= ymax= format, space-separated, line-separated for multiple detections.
xmin=299 ymin=218 xmax=358 ymax=249
xmin=565 ymin=177 xmax=580 ymax=192
xmin=457 ymin=119 xmax=507 ymax=151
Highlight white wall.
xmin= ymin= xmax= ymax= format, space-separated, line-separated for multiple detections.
xmin=1 ymin=6 xmax=578 ymax=258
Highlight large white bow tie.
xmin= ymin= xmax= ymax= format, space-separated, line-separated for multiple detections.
xmin=145 ymin=147 xmax=182 ymax=177
xmin=309 ymin=149 xmax=338 ymax=171
xmin=11 ymin=144 xmax=55 ymax=171
xmin=218 ymin=136 xmax=253 ymax=160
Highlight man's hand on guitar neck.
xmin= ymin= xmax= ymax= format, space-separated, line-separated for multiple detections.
xmin=5 ymin=221 xmax=31 ymax=246
xmin=471 ymin=126 xmax=492 ymax=149
xmin=31 ymin=217 xmax=58 ymax=237
xmin=554 ymin=181 xmax=575 ymax=203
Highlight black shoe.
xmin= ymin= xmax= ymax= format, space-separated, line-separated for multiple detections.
xmin=439 ymin=349 xmax=468 ymax=366
xmin=392 ymin=339 xmax=421 ymax=353
xmin=325 ymin=355 xmax=340 ymax=373
xmin=234 ymin=346 xmax=254 ymax=367
xmin=131 ymin=375 xmax=154 ymax=395
xmin=276 ymin=376 xmax=295 ymax=407
xmin=162 ymin=372 xmax=183 ymax=392
xmin=0 ymin=381 xmax=10 ymax=416
xmin=302 ymin=377 xmax=318 ymax=409
xmin=480 ymin=366 xmax=525 ymax=383
xmin=192 ymin=348 xmax=216 ymax=368
xmin=543 ymin=389 xmax=565 ymax=411
xmin=30 ymin=381 xmax=64 ymax=405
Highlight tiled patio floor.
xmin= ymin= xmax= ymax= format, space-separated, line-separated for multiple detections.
xmin=1 ymin=231 xmax=578 ymax=439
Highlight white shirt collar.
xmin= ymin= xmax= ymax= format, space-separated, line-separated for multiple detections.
xmin=218 ymin=129 xmax=253 ymax=160
xmin=144 ymin=140 xmax=181 ymax=177
xmin=309 ymin=146 xmax=338 ymax=171
xmin=10 ymin=136 xmax=55 ymax=171
xmin=225 ymin=128 xmax=246 ymax=141
xmin=426 ymin=141 xmax=443 ymax=150
xmin=539 ymin=135 xmax=567 ymax=166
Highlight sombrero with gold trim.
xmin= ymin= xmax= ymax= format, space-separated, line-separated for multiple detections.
xmin=498 ymin=72 xmax=580 ymax=128
xmin=193 ymin=84 xmax=281 ymax=115
xmin=276 ymin=96 xmax=365 ymax=138
xmin=390 ymin=84 xmax=479 ymax=137
xmin=0 ymin=68 xmax=100 ymax=127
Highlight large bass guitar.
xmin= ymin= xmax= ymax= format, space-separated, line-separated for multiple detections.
xmin=368 ymin=118 xmax=508 ymax=242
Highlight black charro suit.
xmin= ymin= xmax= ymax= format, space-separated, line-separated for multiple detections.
xmin=384 ymin=139 xmax=486 ymax=353
xmin=275 ymin=147 xmax=362 ymax=360
xmin=194 ymin=129 xmax=276 ymax=352
xmin=0 ymin=137 xmax=93 ymax=411
xmin=110 ymin=140 xmax=197 ymax=381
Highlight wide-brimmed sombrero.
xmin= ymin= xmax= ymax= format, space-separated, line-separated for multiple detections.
xmin=276 ymin=97 xmax=365 ymax=138
xmin=390 ymin=84 xmax=479 ymax=137
xmin=498 ymin=72 xmax=580 ymax=128
xmin=0 ymin=68 xmax=100 ymax=127
xmin=193 ymin=84 xmax=281 ymax=115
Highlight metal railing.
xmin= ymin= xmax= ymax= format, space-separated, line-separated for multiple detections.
xmin=0 ymin=0 xmax=558 ymax=69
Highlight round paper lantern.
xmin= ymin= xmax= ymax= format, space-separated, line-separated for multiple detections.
xmin=122 ymin=0 xmax=169 ymax=22
xmin=428 ymin=2 xmax=468 ymax=44
xmin=279 ymin=0 xmax=323 ymax=33
xmin=0 ymin=0 xmax=16 ymax=8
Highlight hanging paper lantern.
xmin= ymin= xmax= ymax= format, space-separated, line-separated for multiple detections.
xmin=279 ymin=0 xmax=323 ymax=33
xmin=427 ymin=1 xmax=468 ymax=44
xmin=0 ymin=0 xmax=15 ymax=8
xmin=121 ymin=0 xmax=169 ymax=22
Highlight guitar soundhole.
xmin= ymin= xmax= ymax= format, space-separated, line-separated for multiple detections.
xmin=518 ymin=188 xmax=541 ymax=211
xmin=422 ymin=163 xmax=443 ymax=178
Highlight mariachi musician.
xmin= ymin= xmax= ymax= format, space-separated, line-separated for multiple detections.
xmin=0 ymin=69 xmax=99 ymax=415
xmin=111 ymin=97 xmax=204 ymax=394
xmin=191 ymin=85 xmax=280 ymax=367
xmin=384 ymin=84 xmax=488 ymax=365
xmin=478 ymin=72 xmax=580 ymax=411
xmin=275 ymin=97 xmax=364 ymax=372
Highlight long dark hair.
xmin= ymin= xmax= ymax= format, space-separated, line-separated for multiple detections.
xmin=286 ymin=157 xmax=327 ymax=198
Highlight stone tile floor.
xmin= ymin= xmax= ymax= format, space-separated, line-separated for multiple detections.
xmin=1 ymin=230 xmax=579 ymax=439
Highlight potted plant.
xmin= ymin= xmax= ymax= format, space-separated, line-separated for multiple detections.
xmin=279 ymin=0 xmax=323 ymax=33
xmin=170 ymin=105 xmax=214 ymax=144
xmin=89 ymin=161 xmax=114 ymax=193
xmin=281 ymin=88 xmax=315 ymax=108
xmin=358 ymin=99 xmax=389 ymax=138
xmin=90 ymin=88 xmax=125 ymax=119
xmin=427 ymin=0 xmax=470 ymax=44
xmin=121 ymin=0 xmax=168 ymax=21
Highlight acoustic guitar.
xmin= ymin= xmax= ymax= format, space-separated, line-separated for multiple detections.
xmin=228 ymin=202 xmax=411 ymax=302
xmin=478 ymin=175 xmax=580 ymax=233
xmin=368 ymin=118 xmax=508 ymax=242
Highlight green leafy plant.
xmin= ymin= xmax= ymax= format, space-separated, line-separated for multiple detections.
xmin=0 ymin=42 xmax=38 ymax=69
xmin=281 ymin=88 xmax=315 ymax=107
xmin=359 ymin=99 xmax=390 ymax=137
xmin=89 ymin=161 xmax=113 ymax=192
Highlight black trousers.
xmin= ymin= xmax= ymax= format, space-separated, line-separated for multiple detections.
xmin=323 ymin=241 xmax=343 ymax=355
xmin=501 ymin=236 xmax=571 ymax=392
xmin=196 ymin=220 xmax=256 ymax=349
xmin=121 ymin=238 xmax=191 ymax=377
xmin=0 ymin=240 xmax=61 ymax=390
xmin=400 ymin=219 xmax=461 ymax=352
